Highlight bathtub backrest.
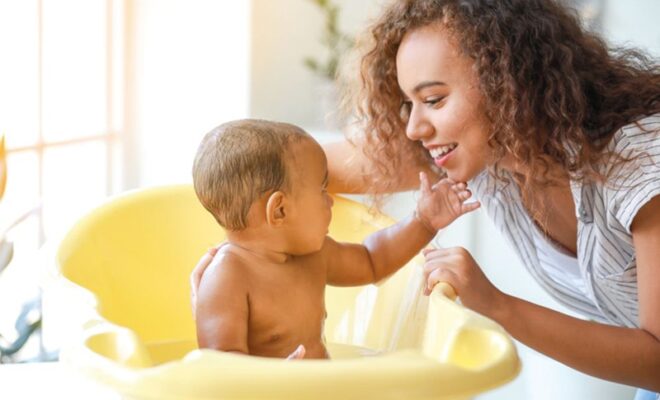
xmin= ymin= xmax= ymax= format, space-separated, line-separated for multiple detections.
xmin=56 ymin=185 xmax=415 ymax=350
xmin=57 ymin=185 xmax=223 ymax=342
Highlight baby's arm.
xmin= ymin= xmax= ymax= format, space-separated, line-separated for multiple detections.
xmin=195 ymin=256 xmax=249 ymax=354
xmin=326 ymin=172 xmax=479 ymax=285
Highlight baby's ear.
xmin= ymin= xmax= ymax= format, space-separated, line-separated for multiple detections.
xmin=265 ymin=191 xmax=286 ymax=227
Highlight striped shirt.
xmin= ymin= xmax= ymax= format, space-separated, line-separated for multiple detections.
xmin=470 ymin=114 xmax=660 ymax=328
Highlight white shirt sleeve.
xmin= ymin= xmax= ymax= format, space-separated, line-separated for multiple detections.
xmin=604 ymin=115 xmax=660 ymax=234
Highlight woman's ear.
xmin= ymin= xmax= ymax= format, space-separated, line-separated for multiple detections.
xmin=265 ymin=191 xmax=286 ymax=227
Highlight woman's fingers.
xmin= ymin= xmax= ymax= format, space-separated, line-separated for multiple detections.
xmin=191 ymin=247 xmax=218 ymax=288
xmin=190 ymin=245 xmax=222 ymax=318
xmin=423 ymin=247 xmax=498 ymax=316
xmin=422 ymin=247 xmax=469 ymax=295
xmin=425 ymin=268 xmax=459 ymax=296
xmin=423 ymin=258 xmax=450 ymax=286
xmin=422 ymin=249 xmax=450 ymax=286
xmin=422 ymin=246 xmax=452 ymax=259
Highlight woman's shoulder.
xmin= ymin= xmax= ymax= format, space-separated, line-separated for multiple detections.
xmin=605 ymin=113 xmax=660 ymax=171
xmin=602 ymin=113 xmax=660 ymax=182
xmin=609 ymin=113 xmax=660 ymax=152
xmin=469 ymin=168 xmax=517 ymax=202
xmin=600 ymin=113 xmax=660 ymax=233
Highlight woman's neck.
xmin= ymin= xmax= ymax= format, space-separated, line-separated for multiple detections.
xmin=499 ymin=156 xmax=578 ymax=255
xmin=498 ymin=155 xmax=570 ymax=186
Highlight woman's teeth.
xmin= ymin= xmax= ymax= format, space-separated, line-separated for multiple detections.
xmin=430 ymin=143 xmax=457 ymax=158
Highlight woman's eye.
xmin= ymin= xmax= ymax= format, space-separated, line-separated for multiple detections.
xmin=424 ymin=96 xmax=445 ymax=106
xmin=400 ymin=101 xmax=412 ymax=117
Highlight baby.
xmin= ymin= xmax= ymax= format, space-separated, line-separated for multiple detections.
xmin=191 ymin=119 xmax=479 ymax=359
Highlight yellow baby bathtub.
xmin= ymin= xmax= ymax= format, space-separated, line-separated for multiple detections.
xmin=48 ymin=185 xmax=519 ymax=399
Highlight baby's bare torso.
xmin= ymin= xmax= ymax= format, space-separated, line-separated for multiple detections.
xmin=223 ymin=246 xmax=329 ymax=359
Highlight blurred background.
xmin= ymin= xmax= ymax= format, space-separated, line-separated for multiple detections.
xmin=0 ymin=0 xmax=658 ymax=398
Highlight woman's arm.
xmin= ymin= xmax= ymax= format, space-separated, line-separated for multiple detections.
xmin=509 ymin=195 xmax=660 ymax=389
xmin=496 ymin=204 xmax=660 ymax=390
xmin=323 ymin=140 xmax=437 ymax=194
xmin=423 ymin=194 xmax=660 ymax=390
xmin=496 ymin=294 xmax=660 ymax=390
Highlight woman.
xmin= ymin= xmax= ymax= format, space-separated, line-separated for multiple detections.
xmin=325 ymin=0 xmax=660 ymax=395
xmin=191 ymin=0 xmax=659 ymax=395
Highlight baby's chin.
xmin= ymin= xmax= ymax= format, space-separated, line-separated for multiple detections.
xmin=289 ymin=237 xmax=327 ymax=256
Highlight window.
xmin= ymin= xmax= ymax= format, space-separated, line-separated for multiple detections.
xmin=0 ymin=0 xmax=249 ymax=360
xmin=0 ymin=1 xmax=123 ymax=354
xmin=1 ymin=0 xmax=123 ymax=254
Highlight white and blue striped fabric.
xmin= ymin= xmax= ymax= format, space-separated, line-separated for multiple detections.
xmin=470 ymin=114 xmax=660 ymax=328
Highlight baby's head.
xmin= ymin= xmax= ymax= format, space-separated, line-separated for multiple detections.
xmin=193 ymin=119 xmax=333 ymax=254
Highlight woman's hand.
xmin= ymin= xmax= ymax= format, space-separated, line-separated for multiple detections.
xmin=190 ymin=245 xmax=222 ymax=319
xmin=415 ymin=172 xmax=480 ymax=232
xmin=423 ymin=247 xmax=507 ymax=320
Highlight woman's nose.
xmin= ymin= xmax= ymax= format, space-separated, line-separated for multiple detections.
xmin=405 ymin=109 xmax=433 ymax=141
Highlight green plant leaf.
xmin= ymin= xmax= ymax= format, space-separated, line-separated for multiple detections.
xmin=304 ymin=57 xmax=320 ymax=72
xmin=304 ymin=0 xmax=353 ymax=81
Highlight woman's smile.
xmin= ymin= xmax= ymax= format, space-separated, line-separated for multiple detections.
xmin=428 ymin=143 xmax=458 ymax=167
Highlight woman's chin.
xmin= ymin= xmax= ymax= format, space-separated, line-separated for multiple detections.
xmin=444 ymin=170 xmax=463 ymax=182
xmin=445 ymin=167 xmax=479 ymax=183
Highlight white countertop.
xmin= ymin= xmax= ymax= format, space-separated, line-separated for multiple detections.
xmin=0 ymin=362 xmax=119 ymax=400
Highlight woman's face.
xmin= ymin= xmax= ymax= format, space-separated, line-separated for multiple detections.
xmin=396 ymin=24 xmax=493 ymax=183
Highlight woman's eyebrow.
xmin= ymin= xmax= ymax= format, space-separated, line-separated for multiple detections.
xmin=413 ymin=81 xmax=447 ymax=93
xmin=322 ymin=170 xmax=329 ymax=186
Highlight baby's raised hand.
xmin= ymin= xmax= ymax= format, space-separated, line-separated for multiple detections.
xmin=415 ymin=172 xmax=480 ymax=232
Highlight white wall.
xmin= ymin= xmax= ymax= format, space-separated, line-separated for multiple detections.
xmin=249 ymin=0 xmax=380 ymax=130
xmin=125 ymin=0 xmax=250 ymax=188
xmin=601 ymin=0 xmax=660 ymax=57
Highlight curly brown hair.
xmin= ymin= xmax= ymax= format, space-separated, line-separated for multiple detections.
xmin=344 ymin=0 xmax=660 ymax=199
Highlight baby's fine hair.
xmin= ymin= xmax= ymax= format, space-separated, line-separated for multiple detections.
xmin=192 ymin=119 xmax=310 ymax=231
